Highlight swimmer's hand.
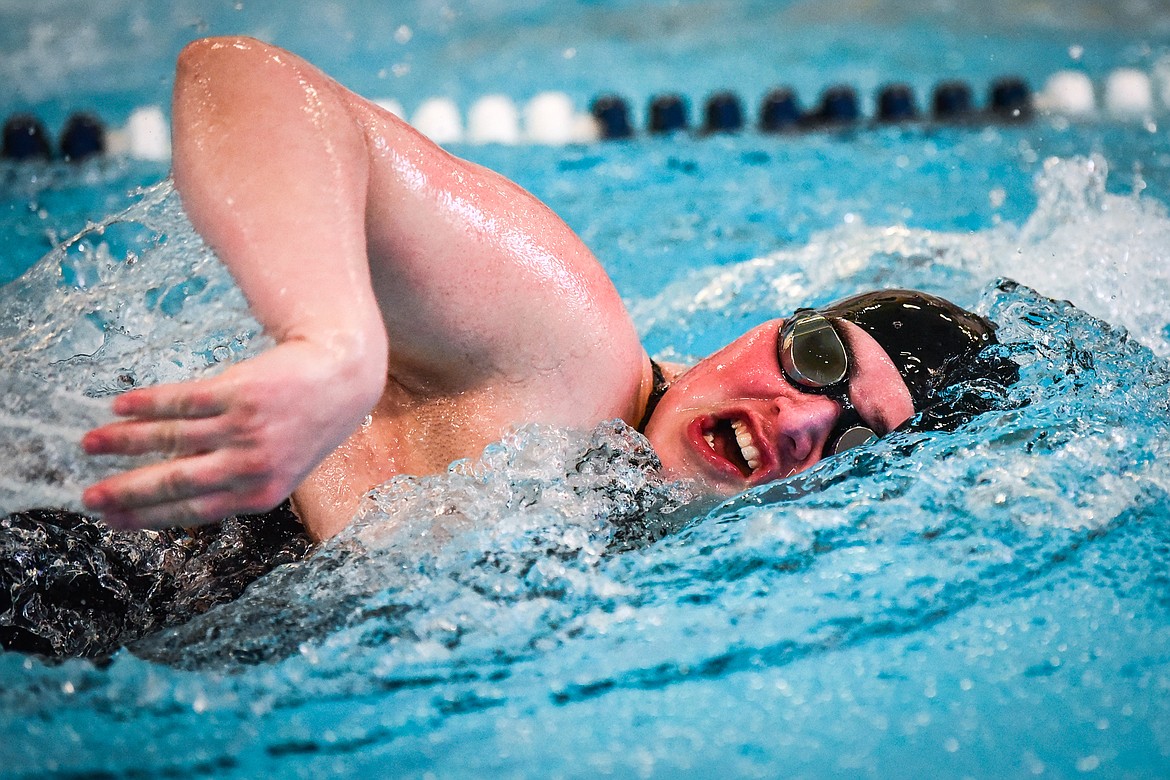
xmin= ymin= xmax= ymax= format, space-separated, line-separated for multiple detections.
xmin=80 ymin=340 xmax=384 ymax=530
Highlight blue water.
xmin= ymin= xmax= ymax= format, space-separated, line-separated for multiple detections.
xmin=4 ymin=1 xmax=1170 ymax=777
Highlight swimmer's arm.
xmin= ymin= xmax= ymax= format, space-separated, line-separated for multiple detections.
xmin=82 ymin=37 xmax=389 ymax=528
xmin=342 ymin=92 xmax=649 ymax=423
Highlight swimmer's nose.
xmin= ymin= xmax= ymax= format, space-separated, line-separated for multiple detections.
xmin=772 ymin=391 xmax=839 ymax=464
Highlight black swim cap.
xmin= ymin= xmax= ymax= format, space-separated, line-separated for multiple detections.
xmin=820 ymin=289 xmax=1018 ymax=432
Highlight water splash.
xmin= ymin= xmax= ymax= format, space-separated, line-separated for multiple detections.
xmin=634 ymin=155 xmax=1170 ymax=362
xmin=2 ymin=157 xmax=1170 ymax=776
xmin=4 ymin=275 xmax=1167 ymax=777
xmin=0 ymin=505 xmax=309 ymax=658
xmin=0 ymin=180 xmax=264 ymax=512
xmin=129 ymin=420 xmax=692 ymax=670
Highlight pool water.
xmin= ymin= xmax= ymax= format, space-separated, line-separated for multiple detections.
xmin=4 ymin=1 xmax=1170 ymax=777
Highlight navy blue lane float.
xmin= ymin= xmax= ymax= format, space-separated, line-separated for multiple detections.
xmin=804 ymin=84 xmax=861 ymax=128
xmin=875 ymin=83 xmax=918 ymax=123
xmin=649 ymin=93 xmax=689 ymax=133
xmin=60 ymin=112 xmax=106 ymax=161
xmin=2 ymin=112 xmax=107 ymax=162
xmin=621 ymin=76 xmax=1033 ymax=139
xmin=702 ymin=91 xmax=745 ymax=133
xmin=989 ymin=77 xmax=1033 ymax=121
xmin=2 ymin=115 xmax=52 ymax=160
xmin=759 ymin=87 xmax=802 ymax=133
xmin=590 ymin=95 xmax=634 ymax=139
xmin=931 ymin=80 xmax=975 ymax=121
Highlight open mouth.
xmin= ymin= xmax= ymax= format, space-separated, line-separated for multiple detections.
xmin=702 ymin=417 xmax=762 ymax=477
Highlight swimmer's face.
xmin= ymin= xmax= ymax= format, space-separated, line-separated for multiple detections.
xmin=642 ymin=318 xmax=914 ymax=494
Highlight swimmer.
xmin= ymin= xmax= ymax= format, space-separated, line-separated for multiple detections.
xmin=78 ymin=37 xmax=1015 ymax=541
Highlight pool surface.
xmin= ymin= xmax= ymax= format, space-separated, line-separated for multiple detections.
xmin=3 ymin=1 xmax=1170 ymax=777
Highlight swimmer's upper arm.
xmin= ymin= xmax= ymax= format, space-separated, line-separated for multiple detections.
xmin=175 ymin=36 xmax=645 ymax=426
xmin=346 ymin=97 xmax=647 ymax=423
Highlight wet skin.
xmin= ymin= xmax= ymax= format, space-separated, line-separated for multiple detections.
xmin=642 ymin=318 xmax=915 ymax=494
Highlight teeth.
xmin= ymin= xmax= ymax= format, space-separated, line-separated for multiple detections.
xmin=704 ymin=431 xmax=715 ymax=449
xmin=730 ymin=419 xmax=761 ymax=472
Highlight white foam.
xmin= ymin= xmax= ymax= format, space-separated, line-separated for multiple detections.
xmin=1037 ymin=71 xmax=1096 ymax=117
xmin=634 ymin=155 xmax=1170 ymax=360
xmin=1104 ymin=68 xmax=1153 ymax=118
xmin=411 ymin=97 xmax=463 ymax=144
xmin=524 ymin=92 xmax=576 ymax=145
xmin=467 ymin=95 xmax=520 ymax=144
xmin=103 ymin=127 xmax=131 ymax=157
xmin=126 ymin=105 xmax=171 ymax=162
xmin=0 ymin=180 xmax=266 ymax=515
xmin=571 ymin=112 xmax=603 ymax=143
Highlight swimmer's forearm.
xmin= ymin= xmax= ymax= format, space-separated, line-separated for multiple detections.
xmin=80 ymin=38 xmax=395 ymax=529
xmin=172 ymin=37 xmax=388 ymax=401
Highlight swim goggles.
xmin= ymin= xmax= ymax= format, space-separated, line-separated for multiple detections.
xmin=778 ymin=309 xmax=881 ymax=455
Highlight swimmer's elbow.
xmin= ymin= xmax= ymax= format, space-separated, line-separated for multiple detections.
xmin=175 ymin=36 xmax=276 ymax=84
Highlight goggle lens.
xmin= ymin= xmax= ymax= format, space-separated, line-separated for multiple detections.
xmin=779 ymin=313 xmax=848 ymax=388
xmin=779 ymin=311 xmax=878 ymax=455
xmin=829 ymin=425 xmax=878 ymax=455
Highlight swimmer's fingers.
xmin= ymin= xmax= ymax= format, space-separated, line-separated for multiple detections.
xmin=83 ymin=376 xmax=261 ymax=458
xmin=109 ymin=381 xmax=228 ymax=420
xmin=83 ymin=452 xmax=244 ymax=511
xmin=81 ymin=342 xmax=380 ymax=530
xmin=100 ymin=492 xmax=260 ymax=531
xmin=83 ymin=452 xmax=288 ymax=529
xmin=82 ymin=416 xmax=227 ymax=457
